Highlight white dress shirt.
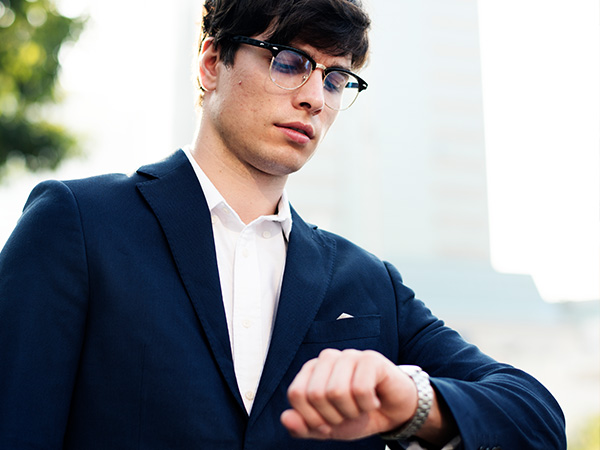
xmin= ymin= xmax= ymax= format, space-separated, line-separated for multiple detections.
xmin=184 ymin=147 xmax=292 ymax=413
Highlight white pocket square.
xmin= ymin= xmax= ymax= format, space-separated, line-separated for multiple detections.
xmin=336 ymin=312 xmax=354 ymax=320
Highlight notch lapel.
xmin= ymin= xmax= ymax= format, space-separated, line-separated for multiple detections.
xmin=249 ymin=210 xmax=336 ymax=423
xmin=136 ymin=151 xmax=244 ymax=411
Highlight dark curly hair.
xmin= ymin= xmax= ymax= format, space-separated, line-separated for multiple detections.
xmin=196 ymin=0 xmax=370 ymax=104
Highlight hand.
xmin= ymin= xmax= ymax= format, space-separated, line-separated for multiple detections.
xmin=280 ymin=349 xmax=418 ymax=441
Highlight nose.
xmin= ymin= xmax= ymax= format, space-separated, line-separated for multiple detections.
xmin=293 ymin=67 xmax=325 ymax=114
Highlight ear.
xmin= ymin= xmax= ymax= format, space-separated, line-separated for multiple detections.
xmin=199 ymin=37 xmax=219 ymax=92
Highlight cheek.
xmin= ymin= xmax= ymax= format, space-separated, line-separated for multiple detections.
xmin=232 ymin=77 xmax=268 ymax=110
xmin=319 ymin=110 xmax=339 ymax=138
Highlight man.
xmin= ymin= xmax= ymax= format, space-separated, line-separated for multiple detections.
xmin=0 ymin=0 xmax=565 ymax=449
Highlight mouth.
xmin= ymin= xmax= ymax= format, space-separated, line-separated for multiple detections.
xmin=276 ymin=122 xmax=315 ymax=140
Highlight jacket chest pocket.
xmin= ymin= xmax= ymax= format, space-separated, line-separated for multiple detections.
xmin=303 ymin=315 xmax=380 ymax=344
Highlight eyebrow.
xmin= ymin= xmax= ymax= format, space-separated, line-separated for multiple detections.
xmin=234 ymin=36 xmax=356 ymax=73
xmin=293 ymin=44 xmax=353 ymax=71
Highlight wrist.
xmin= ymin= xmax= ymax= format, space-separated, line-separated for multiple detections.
xmin=380 ymin=365 xmax=433 ymax=441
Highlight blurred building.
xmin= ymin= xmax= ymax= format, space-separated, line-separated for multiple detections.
xmin=286 ymin=0 xmax=552 ymax=322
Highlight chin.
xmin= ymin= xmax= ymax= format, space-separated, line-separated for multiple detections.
xmin=260 ymin=159 xmax=307 ymax=177
xmin=260 ymin=150 xmax=314 ymax=177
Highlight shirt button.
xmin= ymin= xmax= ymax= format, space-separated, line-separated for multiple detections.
xmin=242 ymin=248 xmax=249 ymax=257
xmin=242 ymin=319 xmax=252 ymax=328
xmin=245 ymin=391 xmax=255 ymax=401
xmin=211 ymin=215 xmax=218 ymax=224
xmin=262 ymin=230 xmax=271 ymax=239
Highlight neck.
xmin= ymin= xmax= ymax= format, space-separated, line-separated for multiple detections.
xmin=190 ymin=127 xmax=287 ymax=225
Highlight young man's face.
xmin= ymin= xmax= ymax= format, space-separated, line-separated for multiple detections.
xmin=200 ymin=34 xmax=351 ymax=179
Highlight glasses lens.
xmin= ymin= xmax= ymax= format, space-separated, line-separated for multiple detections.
xmin=270 ymin=50 xmax=312 ymax=90
xmin=323 ymin=71 xmax=360 ymax=111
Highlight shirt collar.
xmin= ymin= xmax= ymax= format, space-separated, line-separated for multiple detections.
xmin=183 ymin=146 xmax=293 ymax=240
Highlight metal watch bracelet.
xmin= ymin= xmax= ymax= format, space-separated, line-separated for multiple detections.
xmin=380 ymin=365 xmax=434 ymax=441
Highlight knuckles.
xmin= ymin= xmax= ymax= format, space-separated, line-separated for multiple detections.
xmin=326 ymin=386 xmax=349 ymax=403
xmin=318 ymin=348 xmax=341 ymax=359
xmin=306 ymin=386 xmax=328 ymax=405
xmin=349 ymin=383 xmax=372 ymax=401
xmin=287 ymin=384 xmax=305 ymax=404
xmin=288 ymin=349 xmax=388 ymax=410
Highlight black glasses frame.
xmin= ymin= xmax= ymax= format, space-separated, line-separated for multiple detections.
xmin=230 ymin=35 xmax=368 ymax=93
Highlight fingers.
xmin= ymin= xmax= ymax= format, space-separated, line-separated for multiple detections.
xmin=323 ymin=352 xmax=365 ymax=418
xmin=280 ymin=408 xmax=313 ymax=438
xmin=308 ymin=349 xmax=371 ymax=425
xmin=286 ymin=358 xmax=333 ymax=432
xmin=344 ymin=356 xmax=382 ymax=412
xmin=280 ymin=408 xmax=337 ymax=440
xmin=283 ymin=349 xmax=392 ymax=439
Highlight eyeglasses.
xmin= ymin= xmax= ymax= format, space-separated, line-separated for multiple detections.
xmin=230 ymin=36 xmax=368 ymax=111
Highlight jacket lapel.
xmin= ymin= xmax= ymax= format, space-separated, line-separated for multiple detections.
xmin=135 ymin=150 xmax=244 ymax=411
xmin=249 ymin=209 xmax=336 ymax=423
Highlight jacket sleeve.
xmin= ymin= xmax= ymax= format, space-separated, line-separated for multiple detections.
xmin=0 ymin=180 xmax=89 ymax=449
xmin=383 ymin=262 xmax=566 ymax=450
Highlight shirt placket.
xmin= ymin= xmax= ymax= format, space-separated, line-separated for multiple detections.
xmin=232 ymin=226 xmax=263 ymax=413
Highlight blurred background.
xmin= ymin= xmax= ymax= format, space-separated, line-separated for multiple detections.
xmin=0 ymin=0 xmax=598 ymax=447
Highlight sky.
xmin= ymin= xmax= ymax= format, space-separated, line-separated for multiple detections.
xmin=0 ymin=0 xmax=598 ymax=302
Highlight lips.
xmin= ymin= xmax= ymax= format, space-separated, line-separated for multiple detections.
xmin=276 ymin=122 xmax=315 ymax=140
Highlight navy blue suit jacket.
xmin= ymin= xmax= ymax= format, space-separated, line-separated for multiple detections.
xmin=0 ymin=150 xmax=565 ymax=449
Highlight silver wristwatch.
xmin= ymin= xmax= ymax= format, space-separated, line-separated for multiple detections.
xmin=380 ymin=365 xmax=434 ymax=441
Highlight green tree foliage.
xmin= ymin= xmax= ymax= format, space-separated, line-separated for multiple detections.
xmin=0 ymin=0 xmax=84 ymax=178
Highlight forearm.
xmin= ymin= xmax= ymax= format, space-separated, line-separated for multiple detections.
xmin=431 ymin=371 xmax=566 ymax=449
xmin=387 ymin=262 xmax=565 ymax=449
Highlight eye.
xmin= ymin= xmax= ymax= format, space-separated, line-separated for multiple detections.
xmin=324 ymin=71 xmax=350 ymax=94
xmin=271 ymin=50 xmax=311 ymax=75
